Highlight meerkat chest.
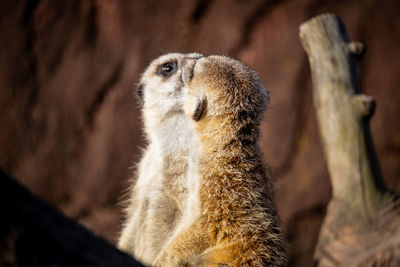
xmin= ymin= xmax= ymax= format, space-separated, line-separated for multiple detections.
xmin=127 ymin=144 xmax=192 ymax=261
xmin=136 ymin=146 xmax=189 ymax=202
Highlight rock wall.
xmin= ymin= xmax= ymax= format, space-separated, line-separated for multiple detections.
xmin=1 ymin=0 xmax=399 ymax=265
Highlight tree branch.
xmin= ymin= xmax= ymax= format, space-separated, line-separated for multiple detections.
xmin=300 ymin=13 xmax=400 ymax=266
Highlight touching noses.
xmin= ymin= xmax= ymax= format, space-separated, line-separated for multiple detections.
xmin=181 ymin=54 xmax=203 ymax=85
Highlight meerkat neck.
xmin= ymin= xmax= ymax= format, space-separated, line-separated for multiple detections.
xmin=199 ymin=116 xmax=260 ymax=154
xmin=197 ymin=135 xmax=273 ymax=225
xmin=196 ymin=116 xmax=269 ymax=208
xmin=146 ymin=112 xmax=193 ymax=156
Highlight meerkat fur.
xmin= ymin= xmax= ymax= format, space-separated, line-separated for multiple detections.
xmin=118 ymin=52 xmax=203 ymax=265
xmin=155 ymin=55 xmax=286 ymax=266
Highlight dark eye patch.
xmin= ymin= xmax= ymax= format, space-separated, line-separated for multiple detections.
xmin=156 ymin=60 xmax=177 ymax=78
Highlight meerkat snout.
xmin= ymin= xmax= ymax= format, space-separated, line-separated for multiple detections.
xmin=181 ymin=55 xmax=203 ymax=86
xmin=181 ymin=56 xmax=208 ymax=121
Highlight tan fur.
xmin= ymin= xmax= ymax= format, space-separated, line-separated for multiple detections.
xmin=155 ymin=55 xmax=286 ymax=266
xmin=118 ymin=53 xmax=202 ymax=265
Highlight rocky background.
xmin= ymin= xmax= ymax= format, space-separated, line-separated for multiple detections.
xmin=1 ymin=0 xmax=399 ymax=266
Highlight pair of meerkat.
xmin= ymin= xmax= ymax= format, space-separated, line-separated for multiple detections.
xmin=118 ymin=53 xmax=286 ymax=266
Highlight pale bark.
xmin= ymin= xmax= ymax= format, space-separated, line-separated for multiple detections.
xmin=300 ymin=13 xmax=400 ymax=266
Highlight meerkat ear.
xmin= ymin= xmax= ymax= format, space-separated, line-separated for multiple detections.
xmin=192 ymin=96 xmax=206 ymax=121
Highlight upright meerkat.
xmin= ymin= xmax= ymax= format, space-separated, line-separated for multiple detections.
xmin=118 ymin=52 xmax=202 ymax=265
xmin=155 ymin=55 xmax=286 ymax=266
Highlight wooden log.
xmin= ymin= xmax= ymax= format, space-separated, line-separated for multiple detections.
xmin=299 ymin=13 xmax=400 ymax=266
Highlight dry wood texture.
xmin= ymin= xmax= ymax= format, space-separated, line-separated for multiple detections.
xmin=300 ymin=14 xmax=400 ymax=266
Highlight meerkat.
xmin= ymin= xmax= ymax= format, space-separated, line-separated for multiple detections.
xmin=155 ymin=55 xmax=286 ymax=266
xmin=118 ymin=52 xmax=203 ymax=265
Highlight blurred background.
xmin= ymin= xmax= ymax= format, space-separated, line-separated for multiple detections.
xmin=1 ymin=0 xmax=399 ymax=266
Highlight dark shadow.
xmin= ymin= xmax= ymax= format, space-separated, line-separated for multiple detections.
xmin=0 ymin=167 xmax=143 ymax=267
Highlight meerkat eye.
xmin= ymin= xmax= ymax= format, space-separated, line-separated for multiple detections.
xmin=157 ymin=61 xmax=177 ymax=78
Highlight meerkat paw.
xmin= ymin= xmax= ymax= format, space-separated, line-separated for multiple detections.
xmin=153 ymin=247 xmax=186 ymax=267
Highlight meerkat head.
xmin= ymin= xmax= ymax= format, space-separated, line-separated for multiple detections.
xmin=137 ymin=53 xmax=203 ymax=111
xmin=136 ymin=53 xmax=203 ymax=134
xmin=181 ymin=55 xmax=269 ymax=131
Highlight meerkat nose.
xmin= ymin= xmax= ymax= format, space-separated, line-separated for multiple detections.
xmin=182 ymin=54 xmax=203 ymax=67
xmin=186 ymin=53 xmax=203 ymax=60
xmin=181 ymin=55 xmax=202 ymax=85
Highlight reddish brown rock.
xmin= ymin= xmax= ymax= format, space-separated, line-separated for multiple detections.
xmin=1 ymin=0 xmax=399 ymax=265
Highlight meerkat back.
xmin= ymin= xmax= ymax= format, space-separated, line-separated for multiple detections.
xmin=118 ymin=53 xmax=203 ymax=265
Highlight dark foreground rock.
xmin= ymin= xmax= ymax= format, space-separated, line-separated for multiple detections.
xmin=0 ymin=168 xmax=142 ymax=267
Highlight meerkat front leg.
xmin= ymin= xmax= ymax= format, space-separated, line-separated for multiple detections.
xmin=153 ymin=222 xmax=209 ymax=267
